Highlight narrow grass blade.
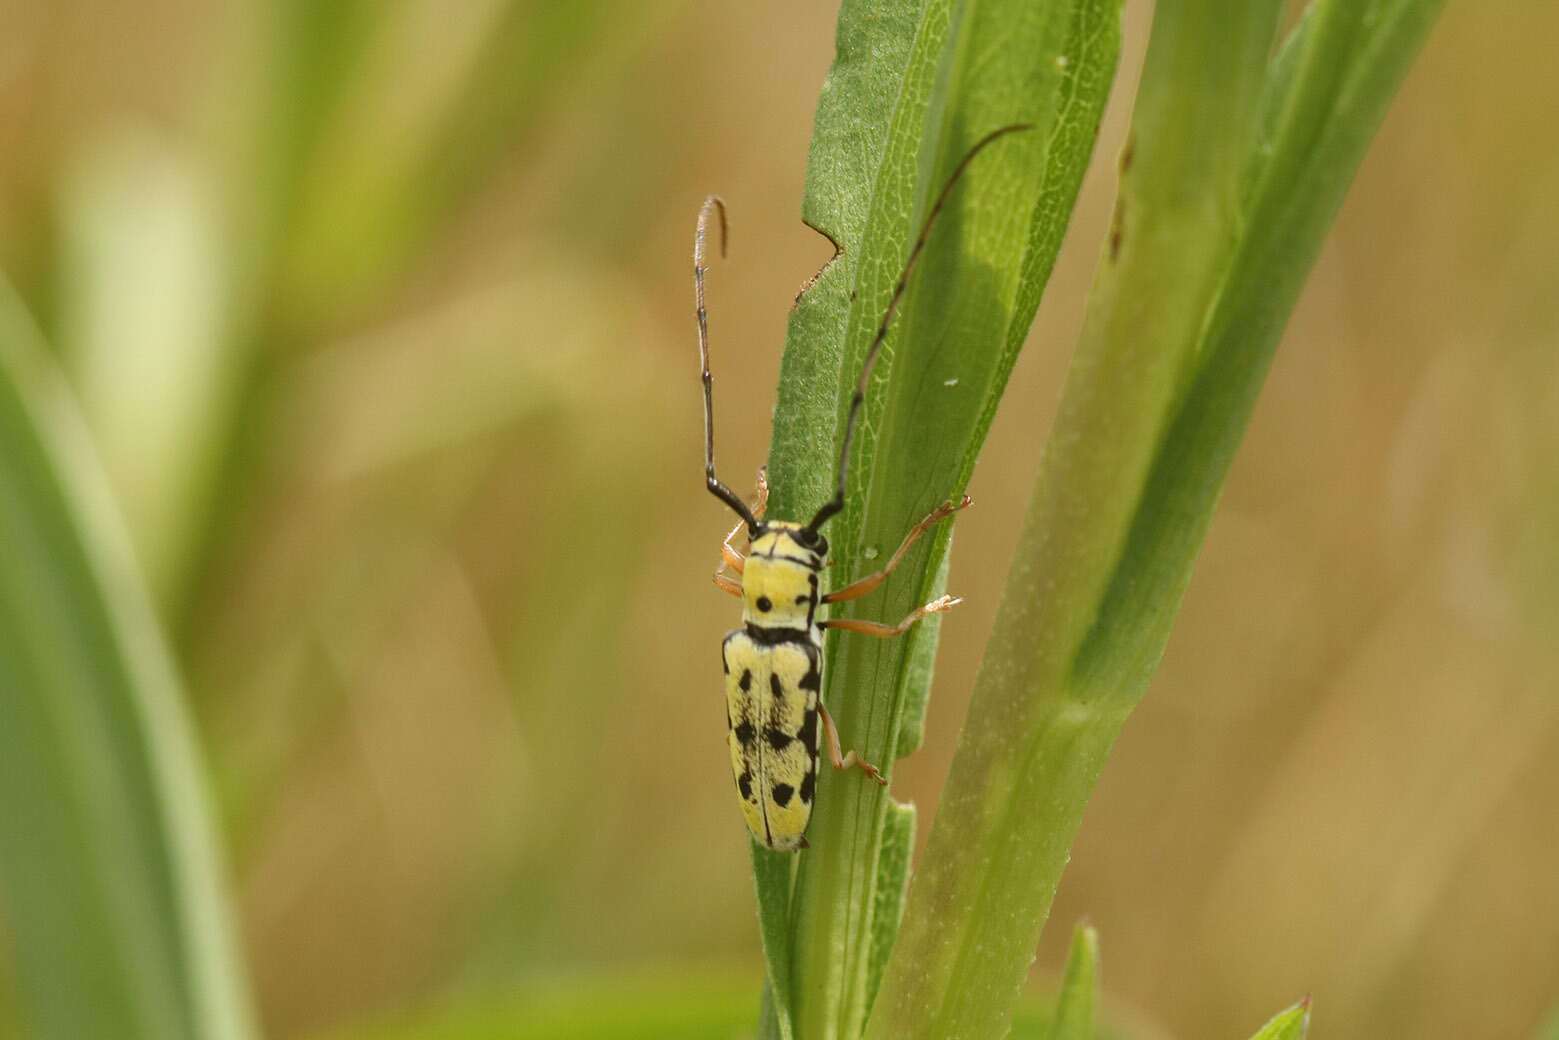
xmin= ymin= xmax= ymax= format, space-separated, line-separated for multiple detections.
xmin=0 ymin=285 xmax=256 ymax=1040
xmin=1246 ymin=998 xmax=1311 ymax=1040
xmin=862 ymin=800 xmax=915 ymax=1019
xmin=1046 ymin=923 xmax=1100 ymax=1040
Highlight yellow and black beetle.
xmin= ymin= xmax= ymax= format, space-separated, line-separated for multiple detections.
xmin=696 ymin=125 xmax=1027 ymax=851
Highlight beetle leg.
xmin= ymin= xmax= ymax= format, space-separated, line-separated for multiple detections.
xmin=720 ymin=518 xmax=748 ymax=573
xmin=822 ymin=594 xmax=962 ymax=638
xmin=714 ymin=467 xmax=769 ymax=582
xmin=819 ymin=702 xmax=885 ymax=785
xmin=823 ymin=496 xmax=970 ymax=603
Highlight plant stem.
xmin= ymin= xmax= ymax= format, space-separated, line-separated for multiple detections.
xmin=866 ymin=2 xmax=1445 ymax=1037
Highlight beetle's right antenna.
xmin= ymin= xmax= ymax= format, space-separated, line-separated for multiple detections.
xmin=696 ymin=195 xmax=760 ymax=532
xmin=807 ymin=123 xmax=1031 ymax=534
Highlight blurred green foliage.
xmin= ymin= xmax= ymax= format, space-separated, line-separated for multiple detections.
xmin=319 ymin=976 xmax=759 ymax=1040
xmin=0 ymin=1 xmax=1555 ymax=1039
xmin=0 ymin=286 xmax=254 ymax=1039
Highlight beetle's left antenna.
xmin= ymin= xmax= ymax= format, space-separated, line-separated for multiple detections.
xmin=697 ymin=195 xmax=759 ymax=532
xmin=807 ymin=123 xmax=1031 ymax=533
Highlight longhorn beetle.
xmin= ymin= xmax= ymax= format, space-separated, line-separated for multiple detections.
xmin=697 ymin=124 xmax=1029 ymax=851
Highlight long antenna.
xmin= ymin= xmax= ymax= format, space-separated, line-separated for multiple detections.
xmin=696 ymin=195 xmax=760 ymax=531
xmin=808 ymin=123 xmax=1031 ymax=533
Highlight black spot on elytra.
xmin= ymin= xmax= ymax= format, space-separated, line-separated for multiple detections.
xmin=796 ymin=594 xmax=810 ymax=604
xmin=801 ymin=708 xmax=819 ymax=754
xmin=756 ymin=596 xmax=772 ymax=612
xmin=738 ymin=772 xmax=753 ymax=801
xmin=799 ymin=772 xmax=816 ymax=804
xmin=769 ymin=673 xmax=784 ymax=707
xmin=766 ymin=727 xmax=794 ymax=751
xmin=772 ymin=783 xmax=795 ymax=808
xmin=734 ymin=721 xmax=756 ymax=746
xmin=738 ymin=670 xmax=752 ymax=692
xmin=799 ymin=669 xmax=821 ymax=691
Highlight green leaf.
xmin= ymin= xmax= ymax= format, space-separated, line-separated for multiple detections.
xmin=863 ymin=800 xmax=916 ymax=1020
xmin=750 ymin=0 xmax=932 ymax=1026
xmin=755 ymin=1 xmax=1121 ymax=1037
xmin=894 ymin=546 xmax=948 ymax=760
xmin=750 ymin=839 xmax=796 ymax=1040
xmin=0 ymin=283 xmax=256 ymax=1039
xmin=1245 ymin=998 xmax=1311 ymax=1040
xmin=867 ymin=2 xmax=1445 ymax=1038
xmin=1046 ymin=924 xmax=1100 ymax=1040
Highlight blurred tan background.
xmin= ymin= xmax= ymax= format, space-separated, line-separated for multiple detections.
xmin=1 ymin=1 xmax=1555 ymax=1038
